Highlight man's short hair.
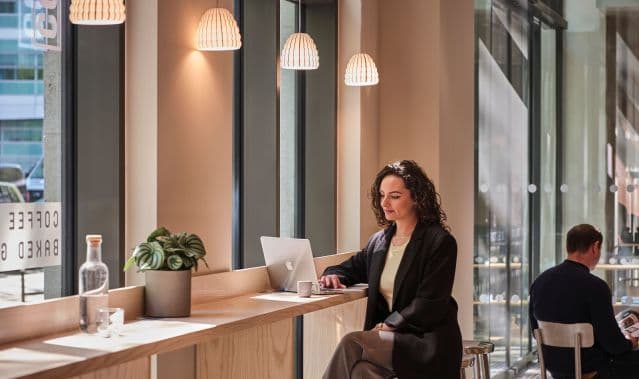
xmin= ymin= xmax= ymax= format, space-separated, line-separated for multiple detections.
xmin=566 ymin=224 xmax=603 ymax=254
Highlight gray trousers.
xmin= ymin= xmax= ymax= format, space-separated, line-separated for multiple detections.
xmin=323 ymin=330 xmax=396 ymax=379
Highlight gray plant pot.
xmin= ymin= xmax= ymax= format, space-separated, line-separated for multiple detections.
xmin=144 ymin=269 xmax=192 ymax=317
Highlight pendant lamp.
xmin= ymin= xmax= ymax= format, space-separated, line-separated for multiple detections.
xmin=280 ymin=1 xmax=319 ymax=70
xmin=69 ymin=0 xmax=126 ymax=25
xmin=196 ymin=5 xmax=242 ymax=51
xmin=344 ymin=53 xmax=379 ymax=86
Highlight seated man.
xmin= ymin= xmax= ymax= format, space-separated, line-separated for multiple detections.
xmin=529 ymin=224 xmax=639 ymax=378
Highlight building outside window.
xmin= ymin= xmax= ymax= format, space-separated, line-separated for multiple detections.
xmin=0 ymin=0 xmax=63 ymax=307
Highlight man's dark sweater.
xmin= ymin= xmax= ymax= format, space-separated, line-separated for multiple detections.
xmin=529 ymin=260 xmax=632 ymax=375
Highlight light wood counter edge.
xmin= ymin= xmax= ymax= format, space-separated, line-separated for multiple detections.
xmin=0 ymin=252 xmax=355 ymax=345
xmin=1 ymin=252 xmax=359 ymax=379
xmin=5 ymin=289 xmax=366 ymax=379
xmin=0 ymin=286 xmax=145 ymax=346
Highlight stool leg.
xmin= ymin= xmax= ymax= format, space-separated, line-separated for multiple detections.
xmin=460 ymin=367 xmax=466 ymax=379
xmin=473 ymin=354 xmax=481 ymax=379
xmin=481 ymin=353 xmax=490 ymax=379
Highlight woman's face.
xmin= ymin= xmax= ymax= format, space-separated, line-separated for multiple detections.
xmin=379 ymin=175 xmax=417 ymax=223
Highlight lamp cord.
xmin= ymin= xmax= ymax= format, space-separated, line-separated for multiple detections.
xmin=298 ymin=0 xmax=301 ymax=32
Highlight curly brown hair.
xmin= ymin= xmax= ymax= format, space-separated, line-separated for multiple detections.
xmin=370 ymin=160 xmax=449 ymax=230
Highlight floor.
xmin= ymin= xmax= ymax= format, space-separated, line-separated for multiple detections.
xmin=514 ymin=365 xmax=544 ymax=378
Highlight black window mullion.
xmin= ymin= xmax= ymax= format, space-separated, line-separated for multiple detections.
xmin=61 ymin=0 xmax=76 ymax=296
xmin=232 ymin=0 xmax=244 ymax=270
xmin=528 ymin=14 xmax=541 ymax=356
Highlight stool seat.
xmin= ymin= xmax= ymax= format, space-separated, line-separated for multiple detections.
xmin=461 ymin=355 xmax=475 ymax=368
xmin=460 ymin=355 xmax=475 ymax=379
xmin=463 ymin=340 xmax=495 ymax=355
xmin=463 ymin=340 xmax=494 ymax=379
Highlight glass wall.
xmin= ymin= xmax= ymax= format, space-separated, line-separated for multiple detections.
xmin=538 ymin=24 xmax=558 ymax=274
xmin=475 ymin=0 xmax=533 ymax=372
xmin=476 ymin=0 xmax=639 ymax=375
xmin=0 ymin=0 xmax=63 ymax=307
xmin=577 ymin=0 xmax=639 ymax=306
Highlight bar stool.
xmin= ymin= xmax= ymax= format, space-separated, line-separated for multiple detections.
xmin=460 ymin=355 xmax=475 ymax=379
xmin=463 ymin=340 xmax=495 ymax=379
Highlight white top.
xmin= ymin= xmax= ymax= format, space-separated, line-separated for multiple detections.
xmin=379 ymin=239 xmax=409 ymax=311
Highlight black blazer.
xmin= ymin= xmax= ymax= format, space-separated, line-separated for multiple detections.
xmin=323 ymin=222 xmax=462 ymax=379
xmin=529 ymin=260 xmax=632 ymax=374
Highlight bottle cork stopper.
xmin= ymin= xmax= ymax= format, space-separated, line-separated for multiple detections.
xmin=86 ymin=234 xmax=102 ymax=247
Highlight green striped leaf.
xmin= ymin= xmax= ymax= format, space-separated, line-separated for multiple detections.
xmin=131 ymin=241 xmax=164 ymax=271
xmin=147 ymin=227 xmax=171 ymax=243
xmin=167 ymin=254 xmax=184 ymax=270
xmin=124 ymin=229 xmax=207 ymax=272
xmin=183 ymin=234 xmax=206 ymax=259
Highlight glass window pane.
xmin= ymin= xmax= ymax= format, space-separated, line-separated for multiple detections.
xmin=280 ymin=0 xmax=298 ymax=238
xmin=475 ymin=1 xmax=532 ymax=374
xmin=477 ymin=1 xmax=639 ymax=376
xmin=563 ymin=1 xmax=639 ymax=307
xmin=0 ymin=0 xmax=64 ymax=307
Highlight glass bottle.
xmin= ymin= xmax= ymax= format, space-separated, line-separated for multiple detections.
xmin=79 ymin=234 xmax=109 ymax=333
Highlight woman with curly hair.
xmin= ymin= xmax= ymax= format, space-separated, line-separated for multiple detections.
xmin=320 ymin=160 xmax=462 ymax=379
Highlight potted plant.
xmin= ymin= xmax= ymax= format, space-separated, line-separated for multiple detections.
xmin=124 ymin=227 xmax=208 ymax=317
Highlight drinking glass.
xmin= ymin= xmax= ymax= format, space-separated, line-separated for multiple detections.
xmin=96 ymin=307 xmax=124 ymax=337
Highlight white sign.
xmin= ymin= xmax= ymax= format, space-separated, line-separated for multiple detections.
xmin=0 ymin=202 xmax=62 ymax=272
xmin=19 ymin=0 xmax=61 ymax=51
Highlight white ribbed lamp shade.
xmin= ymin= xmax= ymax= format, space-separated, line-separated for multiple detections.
xmin=345 ymin=53 xmax=379 ymax=86
xmin=69 ymin=0 xmax=125 ymax=25
xmin=196 ymin=8 xmax=242 ymax=51
xmin=281 ymin=33 xmax=319 ymax=70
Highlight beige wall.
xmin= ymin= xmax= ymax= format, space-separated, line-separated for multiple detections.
xmin=125 ymin=0 xmax=158 ymax=286
xmin=336 ymin=0 xmax=381 ymax=252
xmin=126 ymin=0 xmax=234 ymax=280
xmin=438 ymin=0 xmax=475 ymax=340
xmin=359 ymin=0 xmax=382 ymax=246
xmin=157 ymin=0 xmax=234 ymax=274
xmin=337 ymin=0 xmax=363 ymax=253
xmin=126 ymin=0 xmax=474 ymax=336
xmin=378 ymin=0 xmax=441 ymax=181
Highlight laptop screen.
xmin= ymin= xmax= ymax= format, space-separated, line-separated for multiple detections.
xmin=260 ymin=236 xmax=319 ymax=292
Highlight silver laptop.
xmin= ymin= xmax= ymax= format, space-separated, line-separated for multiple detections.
xmin=260 ymin=236 xmax=343 ymax=294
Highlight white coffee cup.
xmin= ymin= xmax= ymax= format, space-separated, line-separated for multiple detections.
xmin=297 ymin=280 xmax=314 ymax=297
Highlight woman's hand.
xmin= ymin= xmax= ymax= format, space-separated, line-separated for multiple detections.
xmin=319 ymin=274 xmax=346 ymax=289
xmin=373 ymin=323 xmax=396 ymax=332
xmin=381 ymin=323 xmax=395 ymax=332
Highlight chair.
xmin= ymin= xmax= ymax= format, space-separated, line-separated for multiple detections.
xmin=460 ymin=355 xmax=475 ymax=379
xmin=463 ymin=340 xmax=495 ymax=379
xmin=533 ymin=321 xmax=595 ymax=379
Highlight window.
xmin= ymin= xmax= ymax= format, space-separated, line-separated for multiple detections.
xmin=474 ymin=0 xmax=564 ymax=374
xmin=475 ymin=0 xmax=639 ymax=376
xmin=474 ymin=2 xmax=533 ymax=373
xmin=0 ymin=1 xmax=16 ymax=14
xmin=0 ymin=1 xmax=125 ymax=307
xmin=0 ymin=0 xmax=63 ymax=306
xmin=234 ymin=0 xmax=337 ymax=269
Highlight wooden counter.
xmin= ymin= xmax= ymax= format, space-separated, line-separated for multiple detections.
xmin=0 ymin=253 xmax=366 ymax=379
xmin=0 ymin=288 xmax=366 ymax=379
